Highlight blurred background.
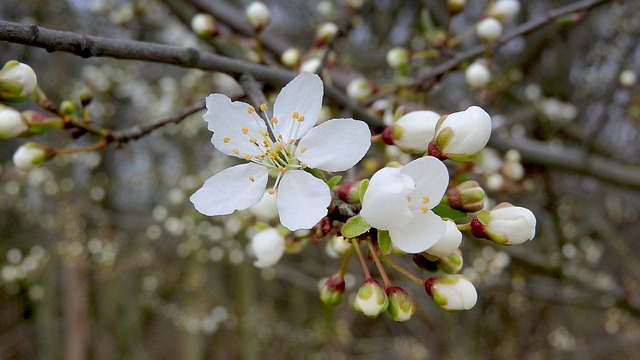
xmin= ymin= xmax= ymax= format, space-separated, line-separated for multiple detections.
xmin=1 ymin=0 xmax=640 ymax=359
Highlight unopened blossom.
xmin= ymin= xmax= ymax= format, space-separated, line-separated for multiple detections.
xmin=0 ymin=106 xmax=28 ymax=139
xmin=250 ymin=228 xmax=285 ymax=268
xmin=471 ymin=202 xmax=536 ymax=245
xmin=385 ymin=286 xmax=416 ymax=322
xmin=191 ymin=13 xmax=218 ymax=37
xmin=619 ymin=70 xmax=637 ymax=87
xmin=425 ymin=219 xmax=462 ymax=258
xmin=386 ymin=47 xmax=411 ymax=69
xmin=346 ymin=78 xmax=374 ymax=102
xmin=436 ymin=249 xmax=464 ymax=274
xmin=383 ymin=110 xmax=440 ymax=153
xmin=428 ymin=106 xmax=492 ymax=162
xmin=190 ymin=72 xmax=371 ymax=231
xmin=476 ymin=17 xmax=502 ymax=42
xmin=487 ymin=0 xmax=520 ymax=23
xmin=354 ymin=278 xmax=389 ymax=318
xmin=281 ymin=48 xmax=301 ymax=68
xmin=445 ymin=180 xmax=486 ymax=212
xmin=448 ymin=0 xmax=466 ymax=13
xmin=360 ymin=156 xmax=449 ymax=253
xmin=245 ymin=1 xmax=270 ymax=32
xmin=13 ymin=142 xmax=52 ymax=171
xmin=300 ymin=58 xmax=321 ymax=73
xmin=315 ymin=22 xmax=339 ymax=47
xmin=465 ymin=60 xmax=491 ymax=88
xmin=425 ymin=275 xmax=478 ymax=311
xmin=0 ymin=61 xmax=37 ymax=103
xmin=320 ymin=273 xmax=346 ymax=306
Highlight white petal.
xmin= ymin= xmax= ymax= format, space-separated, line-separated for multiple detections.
xmin=251 ymin=228 xmax=286 ymax=268
xmin=394 ymin=110 xmax=440 ymax=152
xmin=248 ymin=190 xmax=278 ymax=221
xmin=204 ymin=94 xmax=267 ymax=159
xmin=389 ymin=210 xmax=446 ymax=253
xmin=400 ymin=156 xmax=449 ymax=210
xmin=360 ymin=167 xmax=414 ymax=230
xmin=439 ymin=106 xmax=491 ymax=156
xmin=272 ymin=72 xmax=323 ymax=141
xmin=276 ymin=170 xmax=330 ymax=231
xmin=296 ymin=118 xmax=371 ymax=172
xmin=425 ymin=219 xmax=462 ymax=258
xmin=190 ymin=163 xmax=268 ymax=216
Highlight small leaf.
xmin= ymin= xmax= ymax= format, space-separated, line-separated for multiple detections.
xmin=377 ymin=230 xmax=392 ymax=255
xmin=326 ymin=175 xmax=342 ymax=189
xmin=432 ymin=204 xmax=468 ymax=222
xmin=357 ymin=179 xmax=369 ymax=203
xmin=342 ymin=215 xmax=371 ymax=239
xmin=305 ymin=167 xmax=326 ymax=181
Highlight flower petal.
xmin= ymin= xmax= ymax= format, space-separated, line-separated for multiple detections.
xmin=394 ymin=110 xmax=440 ymax=152
xmin=272 ymin=72 xmax=323 ymax=141
xmin=389 ymin=210 xmax=446 ymax=253
xmin=360 ymin=167 xmax=414 ymax=230
xmin=204 ymin=94 xmax=267 ymax=159
xmin=276 ymin=170 xmax=330 ymax=231
xmin=296 ymin=118 xmax=371 ymax=172
xmin=190 ymin=163 xmax=268 ymax=216
xmin=401 ymin=156 xmax=449 ymax=210
xmin=251 ymin=228 xmax=286 ymax=268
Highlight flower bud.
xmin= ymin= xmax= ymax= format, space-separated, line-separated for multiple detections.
xmin=191 ymin=13 xmax=218 ymax=37
xmin=0 ymin=106 xmax=28 ymax=139
xmin=465 ymin=60 xmax=491 ymax=88
xmin=501 ymin=159 xmax=524 ymax=181
xmin=471 ymin=202 xmax=536 ymax=245
xmin=325 ymin=234 xmax=352 ymax=258
xmin=448 ymin=0 xmax=466 ymax=13
xmin=334 ymin=180 xmax=361 ymax=204
xmin=487 ymin=0 xmax=520 ymax=23
xmin=436 ymin=249 xmax=463 ymax=274
xmin=320 ymin=273 xmax=346 ymax=306
xmin=0 ymin=61 xmax=37 ymax=103
xmin=346 ymin=77 xmax=375 ymax=102
xmin=300 ymin=58 xmax=321 ymax=74
xmin=250 ymin=228 xmax=285 ymax=268
xmin=476 ymin=17 xmax=502 ymax=42
xmin=425 ymin=220 xmax=462 ymax=258
xmin=280 ymin=48 xmax=301 ymax=68
xmin=428 ymin=106 xmax=492 ymax=162
xmin=383 ymin=110 xmax=440 ymax=153
xmin=445 ymin=180 xmax=486 ymax=212
xmin=314 ymin=22 xmax=339 ymax=47
xmin=619 ymin=70 xmax=637 ymax=88
xmin=386 ymin=47 xmax=411 ymax=69
xmin=385 ymin=286 xmax=416 ymax=322
xmin=354 ymin=278 xmax=389 ymax=318
xmin=425 ymin=275 xmax=477 ymax=311
xmin=245 ymin=2 xmax=271 ymax=32
xmin=346 ymin=0 xmax=366 ymax=10
xmin=12 ymin=142 xmax=54 ymax=171
xmin=486 ymin=173 xmax=504 ymax=191
xmin=248 ymin=190 xmax=278 ymax=221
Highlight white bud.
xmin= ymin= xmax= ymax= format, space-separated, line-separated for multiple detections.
xmin=250 ymin=228 xmax=285 ymax=268
xmin=12 ymin=143 xmax=49 ymax=171
xmin=432 ymin=106 xmax=492 ymax=161
xmin=487 ymin=0 xmax=520 ymax=23
xmin=315 ymin=22 xmax=339 ymax=46
xmin=486 ymin=204 xmax=536 ymax=245
xmin=0 ymin=107 xmax=28 ymax=139
xmin=248 ymin=191 xmax=278 ymax=221
xmin=346 ymin=78 xmax=374 ymax=102
xmin=426 ymin=275 xmax=478 ymax=311
xmin=300 ymin=58 xmax=321 ymax=74
xmin=465 ymin=60 xmax=491 ymax=88
xmin=245 ymin=2 xmax=271 ymax=32
xmin=486 ymin=173 xmax=504 ymax=191
xmin=476 ymin=17 xmax=503 ymax=41
xmin=619 ymin=70 xmax=637 ymax=87
xmin=425 ymin=220 xmax=462 ymax=258
xmin=502 ymin=160 xmax=524 ymax=181
xmin=191 ymin=14 xmax=218 ymax=37
xmin=392 ymin=110 xmax=440 ymax=153
xmin=0 ymin=61 xmax=38 ymax=102
xmin=386 ymin=47 xmax=410 ymax=68
xmin=280 ymin=48 xmax=301 ymax=68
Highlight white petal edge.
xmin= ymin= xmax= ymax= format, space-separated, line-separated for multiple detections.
xmin=296 ymin=118 xmax=371 ymax=172
xmin=389 ymin=210 xmax=446 ymax=253
xmin=272 ymin=72 xmax=323 ymax=141
xmin=400 ymin=156 xmax=449 ymax=210
xmin=190 ymin=163 xmax=268 ymax=216
xmin=276 ymin=170 xmax=330 ymax=231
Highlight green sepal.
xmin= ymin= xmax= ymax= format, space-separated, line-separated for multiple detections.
xmin=305 ymin=167 xmax=326 ymax=181
xmin=357 ymin=178 xmax=369 ymax=203
xmin=341 ymin=215 xmax=371 ymax=239
xmin=432 ymin=203 xmax=468 ymax=222
xmin=326 ymin=175 xmax=342 ymax=189
xmin=377 ymin=230 xmax=392 ymax=255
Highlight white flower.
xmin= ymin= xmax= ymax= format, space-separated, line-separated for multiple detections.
xmin=360 ymin=156 xmax=449 ymax=253
xmin=250 ymin=228 xmax=285 ymax=268
xmin=487 ymin=0 xmax=520 ymax=23
xmin=245 ymin=1 xmax=271 ymax=31
xmin=465 ymin=60 xmax=491 ymax=88
xmin=391 ymin=110 xmax=440 ymax=153
xmin=426 ymin=275 xmax=478 ymax=311
xmin=190 ymin=72 xmax=371 ymax=231
xmin=430 ymin=106 xmax=492 ymax=161
xmin=0 ymin=107 xmax=28 ymax=139
xmin=476 ymin=17 xmax=503 ymax=41
xmin=471 ymin=203 xmax=536 ymax=245
xmin=425 ymin=219 xmax=462 ymax=258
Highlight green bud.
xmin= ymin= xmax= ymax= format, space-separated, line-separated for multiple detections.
xmin=437 ymin=249 xmax=464 ymax=274
xmin=385 ymin=286 xmax=416 ymax=322
xmin=320 ymin=273 xmax=346 ymax=306
xmin=445 ymin=180 xmax=486 ymax=212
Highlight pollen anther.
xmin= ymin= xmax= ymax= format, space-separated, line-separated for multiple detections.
xmin=268 ymin=188 xmax=276 ymax=195
xmin=223 ymin=137 xmax=231 ymax=143
xmin=244 ymin=154 xmax=252 ymax=160
xmin=242 ymin=127 xmax=249 ymax=134
xmin=249 ymin=176 xmax=255 ymax=182
xmin=260 ymin=103 xmax=267 ymax=111
xmin=271 ymin=117 xmax=278 ymax=124
xmin=292 ymin=111 xmax=300 ymax=119
xmin=422 ymin=196 xmax=430 ymax=204
xmin=249 ymin=137 xmax=257 ymax=143
xmin=421 ymin=206 xmax=428 ymax=214
xmin=300 ymin=146 xmax=308 ymax=153
xmin=233 ymin=149 xmax=240 ymax=154
xmin=247 ymin=106 xmax=255 ymax=114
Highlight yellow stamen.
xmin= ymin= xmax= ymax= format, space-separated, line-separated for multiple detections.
xmin=289 ymin=139 xmax=297 ymax=144
xmin=255 ymin=155 xmax=263 ymax=161
xmin=271 ymin=117 xmax=278 ymax=124
xmin=268 ymin=188 xmax=276 ymax=195
xmin=298 ymin=115 xmax=305 ymax=122
xmin=223 ymin=137 xmax=231 ymax=143
xmin=422 ymin=196 xmax=430 ymax=204
xmin=278 ymin=134 xmax=283 ymax=140
xmin=242 ymin=127 xmax=249 ymax=135
xmin=292 ymin=111 xmax=299 ymax=119
xmin=233 ymin=149 xmax=240 ymax=155
xmin=247 ymin=106 xmax=255 ymax=114
xmin=300 ymin=163 xmax=307 ymax=168
xmin=244 ymin=154 xmax=252 ymax=160
xmin=300 ymin=146 xmax=308 ymax=153
xmin=278 ymin=166 xmax=285 ymax=173
xmin=249 ymin=137 xmax=257 ymax=143
xmin=421 ymin=206 xmax=428 ymax=214
xmin=249 ymin=176 xmax=255 ymax=182
xmin=276 ymin=144 xmax=284 ymax=151
xmin=406 ymin=195 xmax=411 ymax=202
xmin=260 ymin=103 xmax=267 ymax=111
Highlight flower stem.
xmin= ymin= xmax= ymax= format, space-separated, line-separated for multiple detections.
xmin=54 ymin=139 xmax=108 ymax=154
xmin=379 ymin=252 xmax=424 ymax=286
xmin=457 ymin=222 xmax=471 ymax=232
xmin=351 ymin=238 xmax=371 ymax=279
xmin=366 ymin=239 xmax=392 ymax=288
xmin=337 ymin=246 xmax=354 ymax=277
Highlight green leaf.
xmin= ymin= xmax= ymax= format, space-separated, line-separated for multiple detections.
xmin=377 ymin=230 xmax=392 ymax=255
xmin=357 ymin=179 xmax=369 ymax=203
xmin=326 ymin=175 xmax=342 ymax=189
xmin=432 ymin=203 xmax=468 ymax=222
xmin=305 ymin=167 xmax=326 ymax=181
xmin=342 ymin=215 xmax=371 ymax=239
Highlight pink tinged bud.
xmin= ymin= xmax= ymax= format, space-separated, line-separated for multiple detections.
xmin=335 ymin=180 xmax=361 ymax=204
xmin=250 ymin=228 xmax=286 ymax=268
xmin=487 ymin=0 xmax=520 ymax=23
xmin=315 ymin=22 xmax=339 ymax=47
xmin=245 ymin=2 xmax=271 ymax=32
xmin=0 ymin=61 xmax=38 ymax=103
xmin=446 ymin=180 xmax=486 ymax=212
xmin=425 ymin=275 xmax=477 ymax=311
xmin=354 ymin=278 xmax=389 ymax=318
xmin=0 ymin=106 xmax=28 ymax=139
xmin=476 ymin=17 xmax=503 ymax=42
xmin=390 ymin=110 xmax=440 ymax=153
xmin=465 ymin=60 xmax=491 ymax=88
xmin=191 ymin=13 xmax=218 ymax=37
xmin=471 ymin=202 xmax=536 ymax=245
xmin=320 ymin=273 xmax=346 ymax=306
xmin=386 ymin=47 xmax=411 ymax=69
xmin=429 ymin=106 xmax=492 ymax=162
xmin=12 ymin=142 xmax=53 ymax=171
xmin=385 ymin=286 xmax=416 ymax=322
xmin=425 ymin=220 xmax=462 ymax=258
xmin=346 ymin=78 xmax=375 ymax=102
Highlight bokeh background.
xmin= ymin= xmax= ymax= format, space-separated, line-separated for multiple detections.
xmin=1 ymin=0 xmax=640 ymax=359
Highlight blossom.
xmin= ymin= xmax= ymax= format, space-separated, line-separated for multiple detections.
xmin=190 ymin=72 xmax=371 ymax=231
xmin=471 ymin=202 xmax=536 ymax=245
xmin=360 ymin=156 xmax=449 ymax=253
xmin=245 ymin=2 xmax=271 ymax=32
xmin=384 ymin=110 xmax=440 ymax=153
xmin=0 ymin=106 xmax=28 ymax=139
xmin=191 ymin=13 xmax=218 ymax=37
xmin=476 ymin=17 xmax=503 ymax=42
xmin=425 ymin=275 xmax=478 ymax=311
xmin=353 ymin=278 xmax=389 ymax=318
xmin=250 ymin=228 xmax=286 ymax=268
xmin=487 ymin=0 xmax=520 ymax=23
xmin=428 ymin=106 xmax=492 ymax=162
xmin=13 ymin=142 xmax=51 ymax=171
xmin=465 ymin=60 xmax=491 ymax=88
xmin=385 ymin=286 xmax=416 ymax=322
xmin=0 ymin=60 xmax=37 ymax=103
